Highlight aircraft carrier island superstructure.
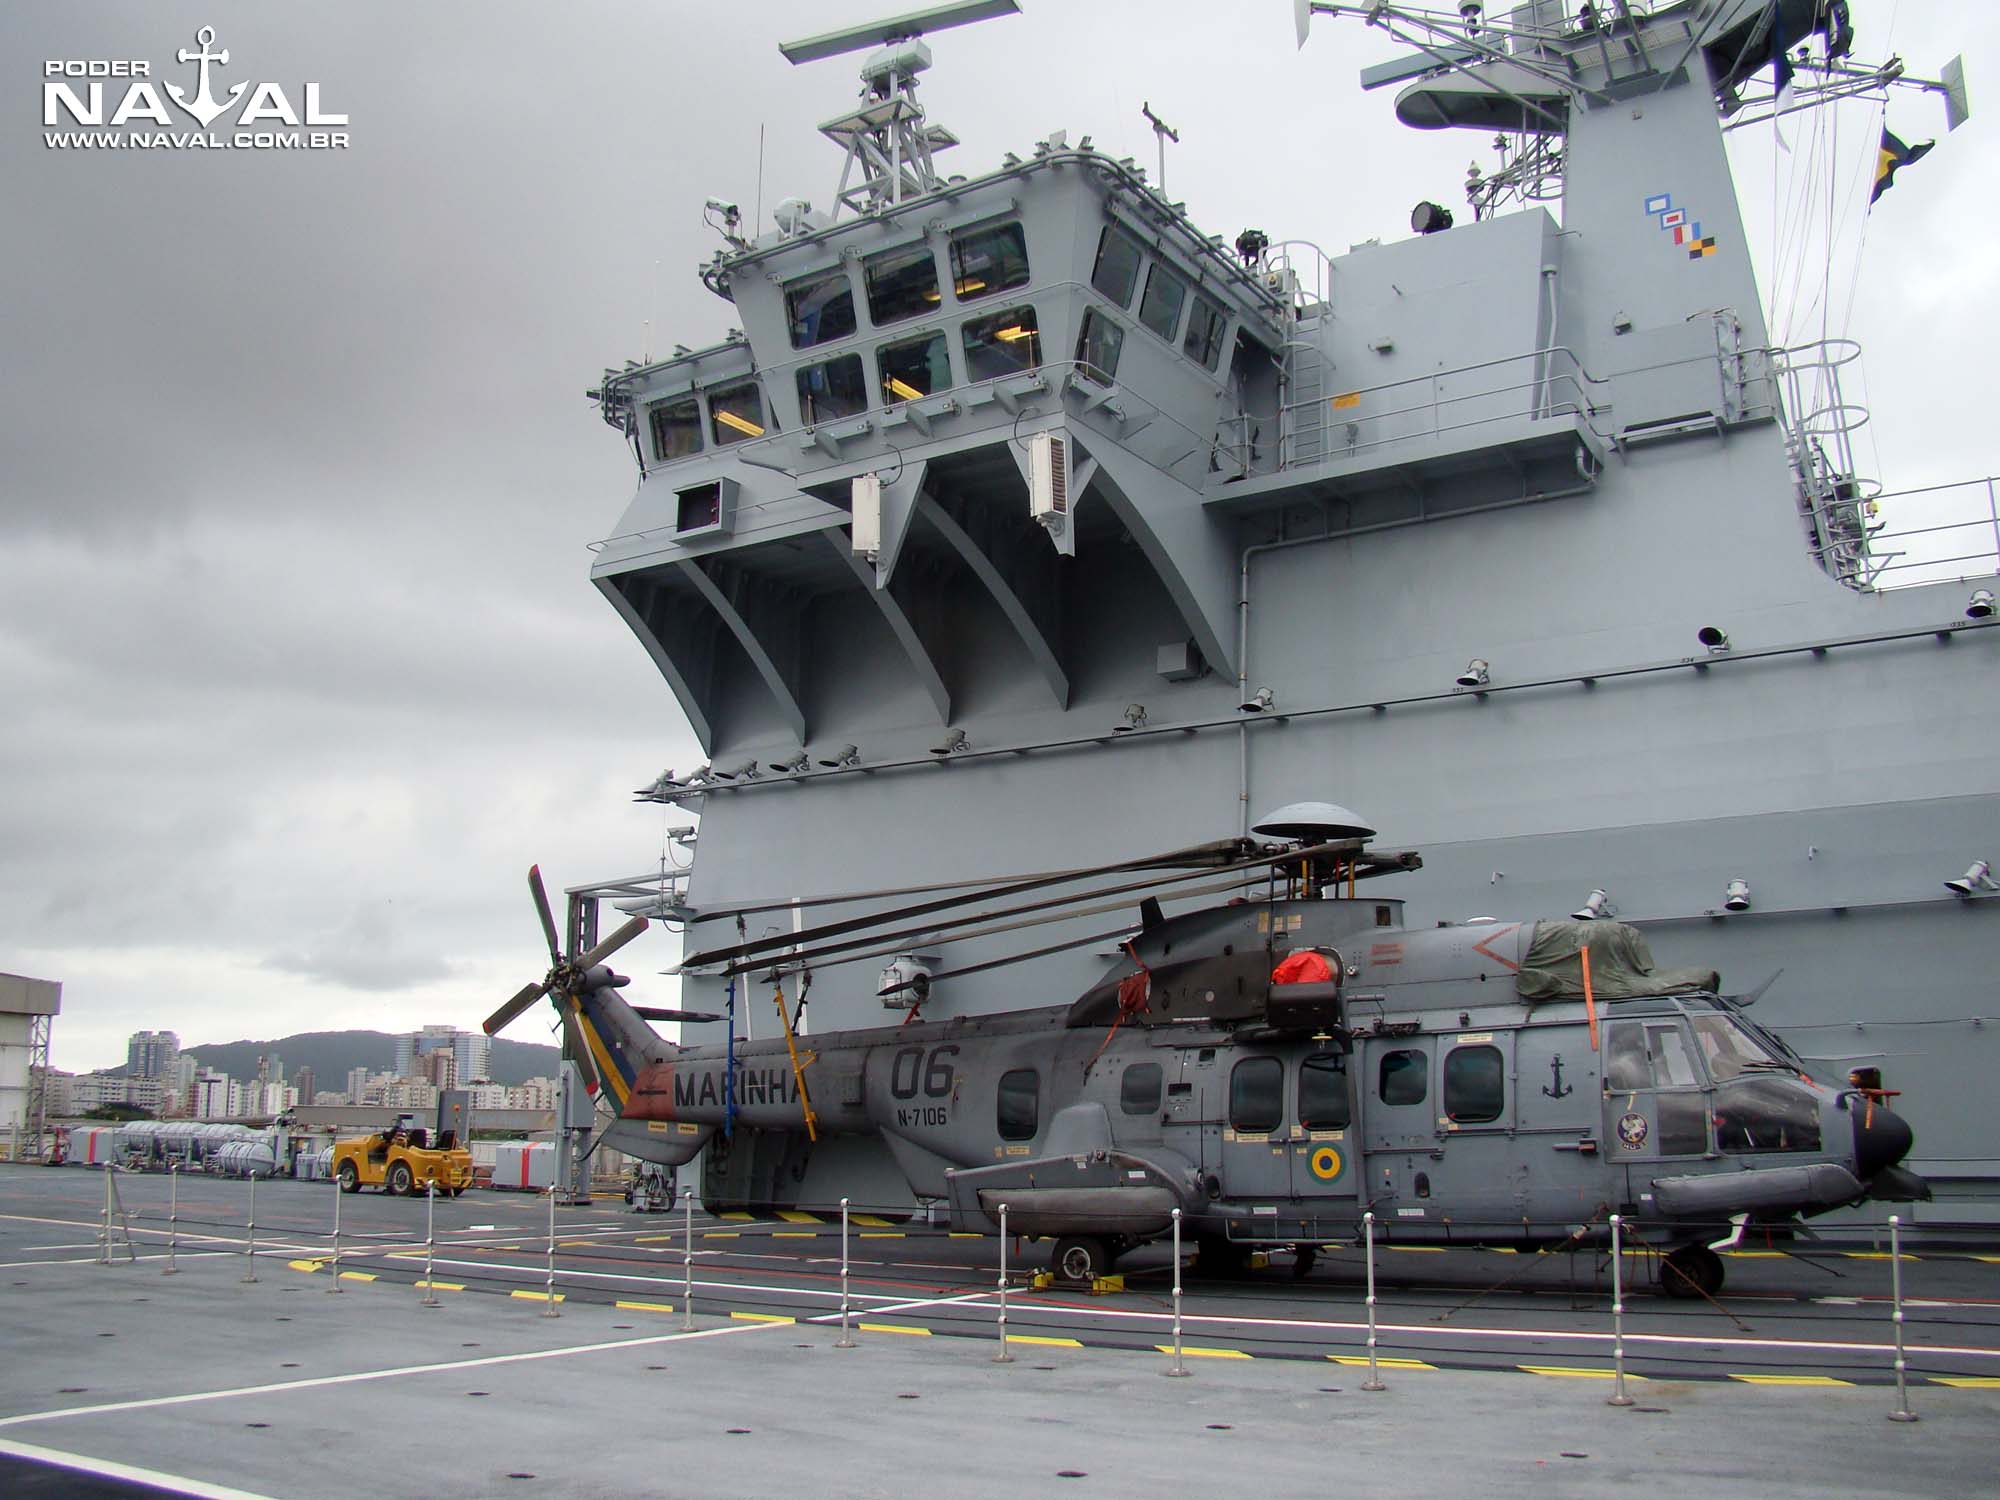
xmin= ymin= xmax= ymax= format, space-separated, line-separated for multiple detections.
xmin=574 ymin=2 xmax=1994 ymax=1223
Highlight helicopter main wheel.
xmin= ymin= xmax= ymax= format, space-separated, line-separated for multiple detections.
xmin=1292 ymin=1244 xmax=1319 ymax=1279
xmin=386 ymin=1161 xmax=414 ymax=1198
xmin=1051 ymin=1235 xmax=1112 ymax=1285
xmin=1662 ymin=1243 xmax=1724 ymax=1299
xmin=336 ymin=1160 xmax=360 ymax=1194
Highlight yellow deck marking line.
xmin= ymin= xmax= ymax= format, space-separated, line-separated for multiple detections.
xmin=1973 ymin=1255 xmax=2000 ymax=1265
xmin=772 ymin=1232 xmax=817 ymax=1239
xmin=0 ymin=1438 xmax=282 ymax=1500
xmin=1330 ymin=1356 xmax=1435 ymax=1370
xmin=337 ymin=1271 xmax=376 ymax=1282
xmin=1159 ymin=1345 xmax=1250 ymax=1359
xmin=1485 ymin=1248 xmax=1517 ymax=1255
xmin=776 ymin=1210 xmax=819 ymax=1224
xmin=509 ymin=1290 xmax=564 ymax=1303
xmin=634 ymin=1235 xmax=678 ymax=1244
xmin=860 ymin=1232 xmax=906 ymax=1239
xmin=1006 ymin=1335 xmax=1083 ymax=1348
xmin=1843 ymin=1252 xmax=1918 ymax=1261
xmin=1518 ymin=1366 xmax=1645 ymax=1380
xmin=0 ymin=1304 xmax=799 ymax=1431
xmin=1729 ymin=1374 xmax=1851 ymax=1386
xmin=558 ymin=1240 xmax=596 ymax=1248
xmin=1385 ymin=1246 xmax=1445 ymax=1253
xmin=1931 ymin=1376 xmax=2000 ymax=1388
xmin=1725 ymin=1251 xmax=1792 ymax=1259
xmin=718 ymin=1212 xmax=754 ymax=1221
xmin=288 ymin=1259 xmax=324 ymax=1273
xmin=615 ymin=1300 xmax=677 ymax=1313
xmin=414 ymin=1279 xmax=464 ymax=1292
xmin=703 ymin=1232 xmax=740 ymax=1239
xmin=851 ymin=1214 xmax=894 ymax=1227
xmin=859 ymin=1322 xmax=931 ymax=1336
xmin=729 ymin=1311 xmax=794 ymax=1324
xmin=948 ymin=1231 xmax=984 ymax=1239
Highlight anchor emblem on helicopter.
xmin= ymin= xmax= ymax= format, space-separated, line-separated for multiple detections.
xmin=167 ymin=26 xmax=247 ymax=128
xmin=1542 ymin=1054 xmax=1574 ymax=1099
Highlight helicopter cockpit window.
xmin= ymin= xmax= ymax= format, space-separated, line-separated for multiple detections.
xmin=1091 ymin=225 xmax=1144 ymax=307
xmin=796 ymin=354 xmax=869 ymax=424
xmin=786 ymin=270 xmax=857 ymax=349
xmin=1120 ymin=1062 xmax=1163 ymax=1116
xmin=648 ymin=397 xmax=702 ymax=463
xmin=865 ymin=243 xmax=941 ymax=326
xmin=1644 ymin=1021 xmax=1701 ymax=1089
xmin=997 ymin=1068 xmax=1039 ymax=1141
xmin=950 ymin=222 xmax=1030 ymax=302
xmin=962 ymin=306 xmax=1041 ymax=381
xmin=1714 ymin=1075 xmax=1822 ymax=1152
xmin=1299 ymin=1052 xmax=1351 ymax=1130
xmin=1229 ymin=1056 xmax=1283 ymax=1133
xmin=1689 ymin=1012 xmax=1787 ymax=1083
xmin=1444 ymin=1045 xmax=1504 ymax=1124
xmin=1605 ymin=1024 xmax=1648 ymax=1091
xmin=1378 ymin=1049 xmax=1427 ymax=1107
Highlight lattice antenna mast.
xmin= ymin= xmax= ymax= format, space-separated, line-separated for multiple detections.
xmin=779 ymin=0 xmax=1022 ymax=221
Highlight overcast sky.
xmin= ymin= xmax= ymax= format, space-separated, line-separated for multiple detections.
xmin=2 ymin=2 xmax=1989 ymax=1072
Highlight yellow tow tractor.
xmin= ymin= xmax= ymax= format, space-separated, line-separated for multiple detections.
xmin=333 ymin=1115 xmax=474 ymax=1197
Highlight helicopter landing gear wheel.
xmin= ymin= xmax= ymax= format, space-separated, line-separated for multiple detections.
xmin=1292 ymin=1244 xmax=1319 ymax=1279
xmin=1052 ymin=1235 xmax=1111 ymax=1285
xmin=1662 ymin=1243 xmax=1724 ymax=1299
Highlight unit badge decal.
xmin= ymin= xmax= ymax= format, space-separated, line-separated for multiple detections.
xmin=1616 ymin=1111 xmax=1650 ymax=1148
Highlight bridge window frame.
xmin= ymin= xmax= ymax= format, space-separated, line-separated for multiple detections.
xmin=949 ymin=221 xmax=1030 ymax=303
xmin=1090 ymin=224 xmax=1144 ymax=307
xmin=795 ymin=353 xmax=870 ymax=425
xmin=647 ymin=396 xmax=703 ymax=463
xmin=878 ymin=330 xmax=952 ymax=404
xmin=706 ymin=379 xmax=772 ymax=446
xmin=1183 ymin=292 xmax=1228 ymax=371
xmin=785 ymin=268 xmax=858 ymax=350
xmin=1139 ymin=261 xmax=1189 ymax=343
xmin=1074 ymin=308 xmax=1125 ymax=384
xmin=962 ymin=304 xmax=1041 ymax=382
xmin=864 ymin=242 xmax=942 ymax=327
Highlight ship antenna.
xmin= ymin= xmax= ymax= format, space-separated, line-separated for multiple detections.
xmin=1140 ymin=101 xmax=1180 ymax=196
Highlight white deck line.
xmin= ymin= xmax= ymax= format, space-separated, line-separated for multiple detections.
xmin=0 ymin=1436 xmax=283 ymax=1500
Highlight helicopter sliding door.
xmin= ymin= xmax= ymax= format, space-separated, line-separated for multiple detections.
xmin=1215 ymin=1051 xmax=1292 ymax=1223
xmin=1427 ymin=1033 xmax=1522 ymax=1231
xmin=1359 ymin=1037 xmax=1438 ymax=1229
xmin=1603 ymin=1017 xmax=1713 ymax=1175
xmin=1287 ymin=1049 xmax=1358 ymax=1217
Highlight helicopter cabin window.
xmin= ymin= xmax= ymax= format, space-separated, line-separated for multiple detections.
xmin=1443 ymin=1045 xmax=1504 ymax=1124
xmin=1120 ymin=1061 xmax=1163 ymax=1116
xmin=879 ymin=331 xmax=951 ymax=403
xmin=707 ymin=381 xmax=771 ymax=446
xmin=1139 ymin=262 xmax=1189 ymax=342
xmin=1229 ymin=1056 xmax=1283 ymax=1133
xmin=1643 ymin=1021 xmax=1702 ymax=1089
xmin=1298 ymin=1052 xmax=1351 ymax=1130
xmin=997 ymin=1068 xmax=1039 ymax=1141
xmin=962 ymin=306 xmax=1041 ymax=381
xmin=1090 ymin=225 xmax=1144 ymax=307
xmin=1074 ymin=310 xmax=1124 ymax=384
xmin=865 ymin=243 xmax=941 ymax=326
xmin=1183 ymin=293 xmax=1228 ymax=370
xmin=795 ymin=354 xmax=869 ymax=424
xmin=1378 ymin=1048 xmax=1427 ymax=1107
xmin=950 ymin=222 xmax=1030 ymax=302
xmin=786 ymin=270 xmax=858 ymax=350
xmin=648 ymin=398 xmax=702 ymax=463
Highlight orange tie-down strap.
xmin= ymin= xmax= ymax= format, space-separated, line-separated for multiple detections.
xmin=1085 ymin=943 xmax=1154 ymax=1079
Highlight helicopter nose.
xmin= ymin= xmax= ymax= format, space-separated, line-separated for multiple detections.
xmin=1853 ymin=1101 xmax=1914 ymax=1179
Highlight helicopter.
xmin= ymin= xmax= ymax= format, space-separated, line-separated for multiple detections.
xmin=486 ymin=804 xmax=1927 ymax=1296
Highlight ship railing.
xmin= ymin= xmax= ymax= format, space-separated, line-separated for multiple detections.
xmin=1771 ymin=338 xmax=1889 ymax=587
xmin=1841 ymin=474 xmax=2000 ymax=592
xmin=1274 ymin=344 xmax=1606 ymax=472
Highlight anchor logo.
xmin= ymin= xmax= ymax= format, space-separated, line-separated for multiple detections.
xmin=1542 ymin=1053 xmax=1574 ymax=1099
xmin=167 ymin=25 xmax=246 ymax=128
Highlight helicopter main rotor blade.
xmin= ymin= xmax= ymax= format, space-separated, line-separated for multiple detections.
xmin=632 ymin=1006 xmax=723 ymax=1024
xmin=578 ymin=914 xmax=649 ymax=971
xmin=485 ymin=979 xmax=550 ymax=1037
xmin=528 ymin=865 xmax=563 ymax=967
xmin=560 ymin=1005 xmax=602 ymax=1096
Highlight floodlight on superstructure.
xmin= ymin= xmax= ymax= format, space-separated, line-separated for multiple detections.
xmin=1724 ymin=878 xmax=1752 ymax=912
xmin=817 ymin=744 xmax=863 ymax=769
xmin=1454 ymin=659 xmax=1490 ymax=688
xmin=768 ymin=751 xmax=812 ymax=774
xmin=1945 ymin=860 xmax=1997 ymax=897
xmin=1239 ymin=686 xmax=1276 ymax=714
xmin=1572 ymin=888 xmax=1611 ymax=921
xmin=1113 ymin=704 xmax=1148 ymax=734
xmin=1967 ymin=589 xmax=1995 ymax=619
xmin=1698 ymin=626 xmax=1731 ymax=655
xmin=930 ymin=727 xmax=969 ymax=756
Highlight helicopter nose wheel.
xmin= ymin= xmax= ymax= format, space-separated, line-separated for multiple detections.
xmin=1051 ymin=1235 xmax=1113 ymax=1285
xmin=1661 ymin=1242 xmax=1725 ymax=1299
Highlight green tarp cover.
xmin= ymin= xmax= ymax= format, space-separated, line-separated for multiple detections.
xmin=1515 ymin=920 xmax=1719 ymax=1001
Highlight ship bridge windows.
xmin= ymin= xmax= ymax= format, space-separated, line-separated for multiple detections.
xmin=796 ymin=353 xmax=869 ymax=424
xmin=648 ymin=397 xmax=702 ymax=463
xmin=865 ymin=243 xmax=942 ymax=326
xmin=950 ymin=221 xmax=1030 ymax=302
xmin=1183 ymin=293 xmax=1228 ymax=371
xmin=962 ymin=305 xmax=1041 ymax=381
xmin=1139 ymin=262 xmax=1189 ymax=343
xmin=1091 ymin=224 xmax=1144 ymax=307
xmin=785 ymin=269 xmax=857 ymax=349
xmin=1074 ymin=308 xmax=1125 ymax=384
xmin=707 ymin=379 xmax=772 ymax=445
xmin=879 ymin=330 xmax=951 ymax=403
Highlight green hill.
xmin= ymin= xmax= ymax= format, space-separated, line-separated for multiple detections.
xmin=181 ymin=1030 xmax=560 ymax=1088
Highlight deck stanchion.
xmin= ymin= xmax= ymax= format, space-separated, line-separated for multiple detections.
xmin=993 ymin=1203 xmax=1014 ymax=1363
xmin=1606 ymin=1214 xmax=1635 ymax=1406
xmin=96 ymin=1166 xmax=113 ymax=1266
xmin=240 ymin=1174 xmax=259 ymax=1283
xmin=162 ymin=1163 xmax=179 ymax=1276
xmin=420 ymin=1180 xmax=440 ymax=1307
xmin=1887 ymin=1215 xmax=1919 ymax=1423
xmin=1361 ymin=1211 xmax=1385 ymax=1392
xmin=835 ymin=1197 xmax=855 ymax=1348
xmin=542 ymin=1184 xmax=560 ymax=1317
xmin=1164 ymin=1208 xmax=1189 ymax=1378
xmin=327 ymin=1171 xmax=344 ymax=1293
xmin=681 ymin=1190 xmax=695 ymax=1330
